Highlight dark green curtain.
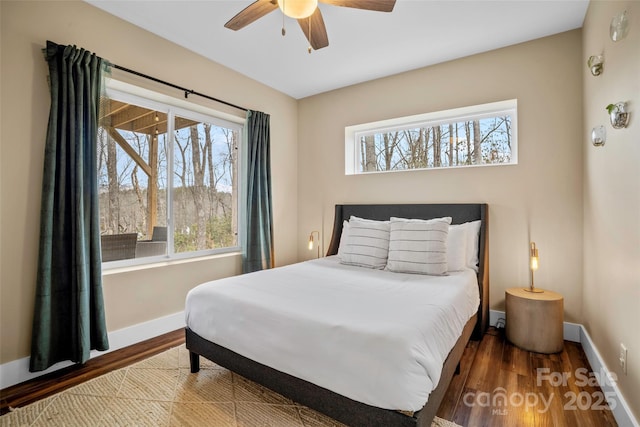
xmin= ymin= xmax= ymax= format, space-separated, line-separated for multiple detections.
xmin=242 ymin=110 xmax=274 ymax=273
xmin=30 ymin=41 xmax=109 ymax=372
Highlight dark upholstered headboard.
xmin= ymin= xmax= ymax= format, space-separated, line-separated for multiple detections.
xmin=326 ymin=203 xmax=489 ymax=339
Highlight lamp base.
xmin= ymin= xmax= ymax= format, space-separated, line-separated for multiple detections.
xmin=523 ymin=287 xmax=544 ymax=293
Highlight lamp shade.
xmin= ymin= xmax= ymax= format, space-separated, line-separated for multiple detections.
xmin=278 ymin=0 xmax=318 ymax=19
xmin=308 ymin=230 xmax=320 ymax=258
xmin=530 ymin=242 xmax=539 ymax=271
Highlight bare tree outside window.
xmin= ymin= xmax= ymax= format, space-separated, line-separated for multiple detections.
xmin=173 ymin=118 xmax=237 ymax=253
xmin=97 ymin=95 xmax=240 ymax=263
xmin=358 ymin=116 xmax=512 ymax=173
xmin=346 ymin=100 xmax=517 ymax=175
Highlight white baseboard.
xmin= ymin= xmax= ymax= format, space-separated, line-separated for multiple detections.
xmin=489 ymin=309 xmax=506 ymax=329
xmin=490 ymin=309 xmax=638 ymax=427
xmin=579 ymin=326 xmax=639 ymax=427
xmin=0 ymin=311 xmax=185 ymax=390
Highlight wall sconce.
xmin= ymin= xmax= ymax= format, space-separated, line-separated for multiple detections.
xmin=308 ymin=230 xmax=320 ymax=258
xmin=587 ymin=54 xmax=604 ymax=76
xmin=591 ymin=125 xmax=606 ymax=147
xmin=525 ymin=242 xmax=544 ymax=293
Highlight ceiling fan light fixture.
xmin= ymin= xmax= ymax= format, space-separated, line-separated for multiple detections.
xmin=278 ymin=0 xmax=318 ymax=19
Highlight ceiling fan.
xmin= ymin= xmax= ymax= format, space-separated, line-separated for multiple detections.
xmin=225 ymin=0 xmax=396 ymax=52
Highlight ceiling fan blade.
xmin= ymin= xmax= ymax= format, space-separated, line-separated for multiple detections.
xmin=298 ymin=7 xmax=329 ymax=50
xmin=225 ymin=0 xmax=278 ymax=31
xmin=319 ymin=0 xmax=396 ymax=12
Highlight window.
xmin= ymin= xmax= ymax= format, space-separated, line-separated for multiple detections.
xmin=97 ymin=81 xmax=243 ymax=265
xmin=345 ymin=99 xmax=517 ymax=175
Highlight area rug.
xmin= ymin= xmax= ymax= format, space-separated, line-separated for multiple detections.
xmin=1 ymin=345 xmax=462 ymax=427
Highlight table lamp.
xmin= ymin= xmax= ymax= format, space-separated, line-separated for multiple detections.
xmin=526 ymin=242 xmax=543 ymax=293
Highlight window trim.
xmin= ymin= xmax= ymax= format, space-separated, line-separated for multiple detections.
xmin=345 ymin=99 xmax=518 ymax=175
xmin=101 ymin=79 xmax=245 ymax=269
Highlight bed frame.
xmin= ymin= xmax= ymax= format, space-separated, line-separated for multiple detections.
xmin=187 ymin=203 xmax=489 ymax=427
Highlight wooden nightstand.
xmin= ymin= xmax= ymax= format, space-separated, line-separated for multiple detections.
xmin=505 ymin=287 xmax=564 ymax=354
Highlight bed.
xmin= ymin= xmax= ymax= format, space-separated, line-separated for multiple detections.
xmin=186 ymin=203 xmax=489 ymax=427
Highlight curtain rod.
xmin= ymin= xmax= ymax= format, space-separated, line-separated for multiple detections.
xmin=111 ymin=64 xmax=248 ymax=113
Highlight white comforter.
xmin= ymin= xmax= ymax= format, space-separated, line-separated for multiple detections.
xmin=185 ymin=256 xmax=479 ymax=412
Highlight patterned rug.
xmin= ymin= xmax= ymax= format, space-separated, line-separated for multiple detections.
xmin=1 ymin=345 xmax=462 ymax=427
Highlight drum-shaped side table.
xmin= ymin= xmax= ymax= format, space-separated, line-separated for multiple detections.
xmin=505 ymin=287 xmax=564 ymax=354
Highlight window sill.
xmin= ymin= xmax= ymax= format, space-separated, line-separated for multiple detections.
xmin=102 ymin=251 xmax=241 ymax=276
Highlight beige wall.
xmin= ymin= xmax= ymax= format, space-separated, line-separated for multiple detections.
xmin=0 ymin=0 xmax=298 ymax=364
xmin=2 ymin=0 xmax=638 ymax=419
xmin=582 ymin=0 xmax=640 ymax=419
xmin=298 ymin=31 xmax=585 ymax=324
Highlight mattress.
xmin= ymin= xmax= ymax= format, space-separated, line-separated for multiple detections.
xmin=185 ymin=256 xmax=479 ymax=412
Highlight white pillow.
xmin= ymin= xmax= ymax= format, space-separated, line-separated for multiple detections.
xmin=447 ymin=220 xmax=482 ymax=271
xmin=447 ymin=224 xmax=468 ymax=271
xmin=337 ymin=220 xmax=350 ymax=259
xmin=389 ymin=216 xmax=451 ymax=224
xmin=386 ymin=217 xmax=452 ymax=275
xmin=465 ymin=220 xmax=482 ymax=271
xmin=349 ymin=215 xmax=390 ymax=224
xmin=339 ymin=218 xmax=390 ymax=269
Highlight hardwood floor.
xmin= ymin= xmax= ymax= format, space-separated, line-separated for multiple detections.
xmin=437 ymin=328 xmax=618 ymax=427
xmin=1 ymin=327 xmax=618 ymax=426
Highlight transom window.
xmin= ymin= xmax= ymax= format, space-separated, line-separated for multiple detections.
xmin=345 ymin=99 xmax=517 ymax=175
xmin=97 ymin=81 xmax=244 ymax=266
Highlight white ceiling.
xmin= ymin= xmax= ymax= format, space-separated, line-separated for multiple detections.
xmin=86 ymin=0 xmax=589 ymax=99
